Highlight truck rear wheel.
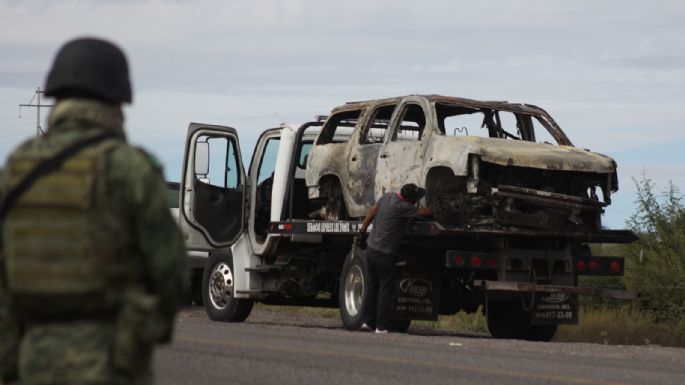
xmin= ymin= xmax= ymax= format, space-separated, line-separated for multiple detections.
xmin=528 ymin=324 xmax=558 ymax=342
xmin=202 ymin=252 xmax=254 ymax=322
xmin=486 ymin=299 xmax=531 ymax=340
xmin=392 ymin=318 xmax=411 ymax=333
xmin=486 ymin=299 xmax=558 ymax=341
xmin=339 ymin=252 xmax=366 ymax=330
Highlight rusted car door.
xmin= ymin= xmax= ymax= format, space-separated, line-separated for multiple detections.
xmin=375 ymin=100 xmax=429 ymax=197
xmin=347 ymin=103 xmax=397 ymax=207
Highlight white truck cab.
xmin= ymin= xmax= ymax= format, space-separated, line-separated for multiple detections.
xmin=180 ymin=121 xmax=335 ymax=321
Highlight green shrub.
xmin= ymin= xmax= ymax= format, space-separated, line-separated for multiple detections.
xmin=621 ymin=177 xmax=685 ymax=321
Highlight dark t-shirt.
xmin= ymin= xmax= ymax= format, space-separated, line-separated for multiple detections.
xmin=366 ymin=192 xmax=418 ymax=255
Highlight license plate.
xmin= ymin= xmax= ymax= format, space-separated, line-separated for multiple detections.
xmin=392 ymin=271 xmax=441 ymax=321
xmin=531 ymin=292 xmax=578 ymax=325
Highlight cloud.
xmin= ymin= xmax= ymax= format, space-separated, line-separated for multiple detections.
xmin=1 ymin=0 xmax=684 ymax=229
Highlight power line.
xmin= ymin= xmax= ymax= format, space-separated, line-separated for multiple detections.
xmin=18 ymin=87 xmax=54 ymax=137
xmin=0 ymin=116 xmax=24 ymax=123
xmin=1 ymin=121 xmax=34 ymax=131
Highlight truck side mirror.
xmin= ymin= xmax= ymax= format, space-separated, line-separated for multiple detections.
xmin=194 ymin=142 xmax=210 ymax=176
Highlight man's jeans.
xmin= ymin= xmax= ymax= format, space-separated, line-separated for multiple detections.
xmin=362 ymin=247 xmax=397 ymax=330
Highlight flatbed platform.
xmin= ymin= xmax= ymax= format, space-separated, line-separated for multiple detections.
xmin=269 ymin=220 xmax=638 ymax=244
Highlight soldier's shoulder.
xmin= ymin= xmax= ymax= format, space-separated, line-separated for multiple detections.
xmin=108 ymin=145 xmax=164 ymax=175
xmin=5 ymin=137 xmax=41 ymax=159
xmin=134 ymin=147 xmax=164 ymax=174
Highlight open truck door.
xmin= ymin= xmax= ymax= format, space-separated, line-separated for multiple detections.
xmin=180 ymin=123 xmax=246 ymax=250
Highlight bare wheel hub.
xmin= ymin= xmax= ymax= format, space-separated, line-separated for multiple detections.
xmin=209 ymin=262 xmax=234 ymax=310
xmin=344 ymin=264 xmax=364 ymax=316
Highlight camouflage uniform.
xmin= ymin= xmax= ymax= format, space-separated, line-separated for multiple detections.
xmin=0 ymin=99 xmax=188 ymax=385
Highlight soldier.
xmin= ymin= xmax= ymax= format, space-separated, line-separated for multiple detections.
xmin=0 ymin=37 xmax=188 ymax=385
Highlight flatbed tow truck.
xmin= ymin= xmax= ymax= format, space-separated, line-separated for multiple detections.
xmin=178 ymin=119 xmax=637 ymax=341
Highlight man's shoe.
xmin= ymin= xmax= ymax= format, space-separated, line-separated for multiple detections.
xmin=375 ymin=329 xmax=388 ymax=334
xmin=360 ymin=323 xmax=373 ymax=332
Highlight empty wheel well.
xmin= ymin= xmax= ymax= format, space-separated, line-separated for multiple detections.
xmin=425 ymin=167 xmax=468 ymax=228
xmin=319 ymin=175 xmax=343 ymax=198
xmin=425 ymin=167 xmax=465 ymax=204
xmin=317 ymin=175 xmax=348 ymax=220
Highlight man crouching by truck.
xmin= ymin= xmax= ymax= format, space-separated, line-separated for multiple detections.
xmin=359 ymin=183 xmax=432 ymax=333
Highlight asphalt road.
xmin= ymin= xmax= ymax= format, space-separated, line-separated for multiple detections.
xmin=154 ymin=306 xmax=684 ymax=385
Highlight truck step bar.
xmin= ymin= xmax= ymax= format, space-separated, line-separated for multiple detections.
xmin=236 ymin=289 xmax=278 ymax=295
xmin=473 ymin=280 xmax=638 ymax=300
xmin=245 ymin=265 xmax=285 ymax=273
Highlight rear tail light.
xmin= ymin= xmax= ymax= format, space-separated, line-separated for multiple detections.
xmin=575 ymin=257 xmax=625 ymax=275
xmin=609 ymin=261 xmax=621 ymax=273
xmin=589 ymin=260 xmax=600 ymax=272
xmin=447 ymin=252 xmax=499 ymax=269
xmin=271 ymin=222 xmax=293 ymax=232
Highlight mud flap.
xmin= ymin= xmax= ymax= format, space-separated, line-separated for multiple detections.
xmin=531 ymin=292 xmax=578 ymax=325
xmin=392 ymin=269 xmax=441 ymax=321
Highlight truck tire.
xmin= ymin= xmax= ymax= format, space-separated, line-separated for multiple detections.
xmin=486 ymin=299 xmax=531 ymax=339
xmin=528 ymin=324 xmax=558 ymax=342
xmin=202 ymin=252 xmax=254 ymax=322
xmin=339 ymin=251 xmax=366 ymax=331
xmin=392 ymin=318 xmax=412 ymax=333
xmin=338 ymin=249 xmax=412 ymax=333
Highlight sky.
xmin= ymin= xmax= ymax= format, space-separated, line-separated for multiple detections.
xmin=1 ymin=0 xmax=684 ymax=229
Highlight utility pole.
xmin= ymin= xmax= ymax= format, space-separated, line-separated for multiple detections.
xmin=19 ymin=87 xmax=54 ymax=137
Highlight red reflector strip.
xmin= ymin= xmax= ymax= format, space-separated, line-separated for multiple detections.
xmin=486 ymin=257 xmax=498 ymax=268
xmin=454 ymin=255 xmax=465 ymax=266
xmin=471 ymin=256 xmax=482 ymax=267
xmin=576 ymin=260 xmax=586 ymax=271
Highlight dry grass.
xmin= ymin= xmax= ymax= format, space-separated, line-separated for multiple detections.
xmin=555 ymin=306 xmax=685 ymax=347
xmin=414 ymin=310 xmax=488 ymax=334
xmin=256 ymin=303 xmax=685 ymax=347
xmin=422 ymin=306 xmax=685 ymax=347
xmin=420 ymin=306 xmax=685 ymax=347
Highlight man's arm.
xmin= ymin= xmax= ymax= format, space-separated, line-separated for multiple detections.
xmin=360 ymin=204 xmax=378 ymax=234
xmin=416 ymin=207 xmax=433 ymax=217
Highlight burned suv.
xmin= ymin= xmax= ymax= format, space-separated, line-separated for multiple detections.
xmin=305 ymin=95 xmax=618 ymax=233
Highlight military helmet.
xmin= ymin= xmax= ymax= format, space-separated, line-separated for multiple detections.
xmin=44 ymin=37 xmax=132 ymax=103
